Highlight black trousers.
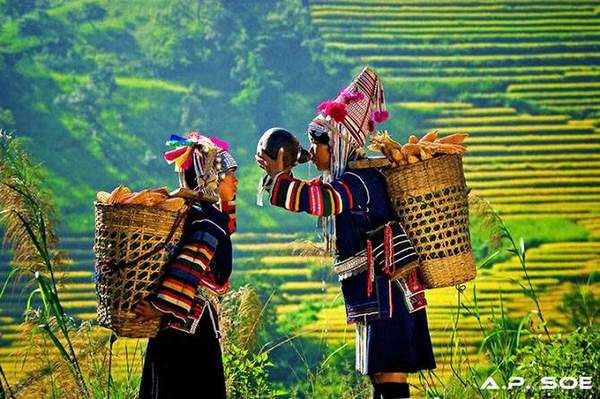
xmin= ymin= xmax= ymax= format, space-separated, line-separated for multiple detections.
xmin=139 ymin=309 xmax=226 ymax=399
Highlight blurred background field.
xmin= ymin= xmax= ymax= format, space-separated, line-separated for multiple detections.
xmin=1 ymin=0 xmax=599 ymax=397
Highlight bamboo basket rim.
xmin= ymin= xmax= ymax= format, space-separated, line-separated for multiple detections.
xmin=348 ymin=154 xmax=464 ymax=171
xmin=94 ymin=201 xmax=185 ymax=212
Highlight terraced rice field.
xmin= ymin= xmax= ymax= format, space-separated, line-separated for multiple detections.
xmin=1 ymin=0 xmax=600 ymax=395
xmin=2 ymin=232 xmax=596 ymax=389
xmin=307 ymin=0 xmax=600 ymax=389
xmin=309 ymin=0 xmax=600 ymax=227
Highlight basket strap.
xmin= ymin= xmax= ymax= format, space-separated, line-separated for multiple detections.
xmin=117 ymin=206 xmax=190 ymax=270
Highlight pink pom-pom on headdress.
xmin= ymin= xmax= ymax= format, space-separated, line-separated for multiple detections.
xmin=318 ymin=100 xmax=334 ymax=114
xmin=371 ymin=110 xmax=389 ymax=124
xmin=186 ymin=131 xmax=204 ymax=142
xmin=327 ymin=102 xmax=348 ymax=123
xmin=317 ymin=100 xmax=348 ymax=123
xmin=209 ymin=137 xmax=229 ymax=151
xmin=342 ymin=91 xmax=365 ymax=104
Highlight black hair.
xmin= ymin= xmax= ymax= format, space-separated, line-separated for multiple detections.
xmin=184 ymin=164 xmax=199 ymax=190
xmin=308 ymin=128 xmax=330 ymax=146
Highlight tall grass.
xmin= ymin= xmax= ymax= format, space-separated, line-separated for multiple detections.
xmin=415 ymin=194 xmax=563 ymax=398
xmin=0 ymin=131 xmax=89 ymax=397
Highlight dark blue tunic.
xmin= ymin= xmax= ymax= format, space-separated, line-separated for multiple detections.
xmin=269 ymin=168 xmax=436 ymax=374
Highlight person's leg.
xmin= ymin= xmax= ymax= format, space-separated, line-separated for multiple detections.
xmin=189 ymin=305 xmax=227 ymax=399
xmin=139 ymin=330 xmax=179 ymax=399
xmin=370 ymin=373 xmax=410 ymax=399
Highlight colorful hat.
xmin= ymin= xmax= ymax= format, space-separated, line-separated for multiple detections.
xmin=308 ymin=67 xmax=388 ymax=178
xmin=163 ymin=132 xmax=237 ymax=201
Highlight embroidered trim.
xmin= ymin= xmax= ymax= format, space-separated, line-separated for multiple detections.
xmin=333 ymin=254 xmax=368 ymax=280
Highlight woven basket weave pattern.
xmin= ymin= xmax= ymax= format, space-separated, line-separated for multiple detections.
xmin=383 ymin=155 xmax=476 ymax=288
xmin=94 ymin=203 xmax=184 ymax=338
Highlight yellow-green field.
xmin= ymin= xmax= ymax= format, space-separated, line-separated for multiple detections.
xmin=1 ymin=0 xmax=600 ymax=396
xmin=310 ymin=0 xmax=600 ymax=390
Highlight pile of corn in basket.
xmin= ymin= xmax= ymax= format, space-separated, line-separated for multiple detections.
xmin=350 ymin=130 xmax=477 ymax=289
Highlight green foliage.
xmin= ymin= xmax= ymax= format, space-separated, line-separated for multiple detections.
xmin=223 ymin=344 xmax=275 ymax=399
xmin=515 ymin=327 xmax=599 ymax=399
xmin=479 ymin=298 xmax=531 ymax=387
xmin=558 ymin=284 xmax=599 ymax=330
xmin=0 ymin=108 xmax=15 ymax=129
xmin=277 ymin=301 xmax=323 ymax=335
xmin=0 ymin=0 xmax=343 ymax=231
xmin=287 ymin=345 xmax=370 ymax=399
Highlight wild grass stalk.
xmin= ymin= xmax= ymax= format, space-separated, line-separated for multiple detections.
xmin=0 ymin=362 xmax=15 ymax=399
xmin=469 ymin=194 xmax=551 ymax=338
xmin=416 ymin=195 xmax=558 ymax=397
xmin=0 ymin=131 xmax=88 ymax=397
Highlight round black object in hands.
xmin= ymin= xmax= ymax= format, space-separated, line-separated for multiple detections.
xmin=257 ymin=127 xmax=311 ymax=169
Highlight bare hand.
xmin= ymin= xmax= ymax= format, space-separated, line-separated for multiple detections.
xmin=134 ymin=300 xmax=163 ymax=323
xmin=255 ymin=148 xmax=286 ymax=178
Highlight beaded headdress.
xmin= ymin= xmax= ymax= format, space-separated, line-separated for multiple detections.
xmin=163 ymin=132 xmax=237 ymax=202
xmin=308 ymin=67 xmax=388 ymax=179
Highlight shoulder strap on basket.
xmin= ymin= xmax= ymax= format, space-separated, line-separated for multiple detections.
xmin=118 ymin=205 xmax=190 ymax=269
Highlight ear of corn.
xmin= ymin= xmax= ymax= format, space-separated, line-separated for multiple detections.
xmin=436 ymin=133 xmax=469 ymax=145
xmin=420 ymin=129 xmax=439 ymax=143
xmin=368 ymin=130 xmax=468 ymax=164
xmin=96 ymin=186 xmax=186 ymax=211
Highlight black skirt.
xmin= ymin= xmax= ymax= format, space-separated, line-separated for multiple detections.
xmin=356 ymin=281 xmax=437 ymax=374
xmin=139 ymin=307 xmax=226 ymax=399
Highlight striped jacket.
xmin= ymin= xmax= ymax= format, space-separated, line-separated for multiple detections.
xmin=151 ymin=202 xmax=232 ymax=334
xmin=269 ymin=168 xmax=427 ymax=313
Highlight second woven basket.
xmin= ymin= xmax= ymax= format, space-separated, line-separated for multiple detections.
xmin=383 ymin=154 xmax=476 ymax=288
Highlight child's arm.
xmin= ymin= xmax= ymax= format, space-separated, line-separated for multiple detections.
xmin=151 ymin=219 xmax=227 ymax=321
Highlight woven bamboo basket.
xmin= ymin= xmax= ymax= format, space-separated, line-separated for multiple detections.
xmin=384 ymin=155 xmax=475 ymax=288
xmin=350 ymin=154 xmax=476 ymax=288
xmin=94 ymin=203 xmax=185 ymax=338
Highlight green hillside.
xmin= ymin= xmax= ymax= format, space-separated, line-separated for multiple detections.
xmin=0 ymin=0 xmax=341 ymax=233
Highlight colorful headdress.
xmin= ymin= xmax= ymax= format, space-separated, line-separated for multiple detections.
xmin=308 ymin=67 xmax=388 ymax=178
xmin=308 ymin=67 xmax=388 ymax=253
xmin=163 ymin=132 xmax=237 ymax=202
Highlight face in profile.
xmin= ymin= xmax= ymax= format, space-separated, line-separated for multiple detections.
xmin=309 ymin=138 xmax=331 ymax=172
xmin=218 ymin=170 xmax=238 ymax=202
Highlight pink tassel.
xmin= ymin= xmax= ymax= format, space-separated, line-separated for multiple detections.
xmin=371 ymin=110 xmax=390 ymax=124
xmin=367 ymin=240 xmax=374 ymax=297
xmin=209 ymin=137 xmax=229 ymax=151
xmin=342 ymin=91 xmax=365 ymax=104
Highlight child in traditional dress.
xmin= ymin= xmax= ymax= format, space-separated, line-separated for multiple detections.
xmin=134 ymin=132 xmax=238 ymax=399
xmin=257 ymin=68 xmax=436 ymax=399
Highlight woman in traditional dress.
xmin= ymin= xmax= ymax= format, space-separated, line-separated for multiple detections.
xmin=257 ymin=68 xmax=436 ymax=399
xmin=134 ymin=132 xmax=238 ymax=399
